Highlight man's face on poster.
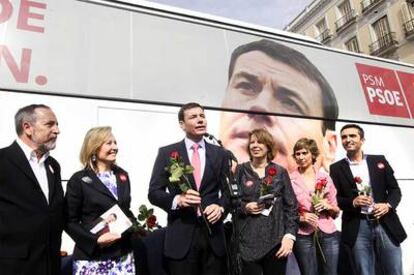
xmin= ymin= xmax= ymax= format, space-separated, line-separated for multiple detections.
xmin=220 ymin=50 xmax=333 ymax=172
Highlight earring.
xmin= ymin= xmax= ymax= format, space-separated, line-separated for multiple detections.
xmin=92 ymin=154 xmax=97 ymax=162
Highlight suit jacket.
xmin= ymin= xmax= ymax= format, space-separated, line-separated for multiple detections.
xmin=236 ymin=162 xmax=299 ymax=261
xmin=330 ymin=154 xmax=407 ymax=247
xmin=64 ymin=166 xmax=135 ymax=260
xmin=148 ymin=140 xmax=228 ymax=259
xmin=0 ymin=141 xmax=64 ymax=275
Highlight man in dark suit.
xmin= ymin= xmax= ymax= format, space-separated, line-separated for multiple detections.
xmin=0 ymin=104 xmax=63 ymax=275
xmin=148 ymin=102 xmax=228 ymax=275
xmin=330 ymin=124 xmax=406 ymax=275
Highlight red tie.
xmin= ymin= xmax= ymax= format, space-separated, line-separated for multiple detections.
xmin=191 ymin=144 xmax=201 ymax=190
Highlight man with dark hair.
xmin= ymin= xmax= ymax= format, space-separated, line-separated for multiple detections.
xmin=330 ymin=123 xmax=406 ymax=275
xmin=220 ymin=39 xmax=339 ymax=172
xmin=0 ymin=104 xmax=64 ymax=275
xmin=148 ymin=102 xmax=228 ymax=275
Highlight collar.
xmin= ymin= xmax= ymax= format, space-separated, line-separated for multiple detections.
xmin=345 ymin=153 xmax=366 ymax=165
xmin=16 ymin=138 xmax=49 ymax=163
xmin=184 ymin=137 xmax=205 ymax=151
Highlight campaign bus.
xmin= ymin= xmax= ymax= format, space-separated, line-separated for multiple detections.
xmin=1 ymin=0 xmax=414 ymax=273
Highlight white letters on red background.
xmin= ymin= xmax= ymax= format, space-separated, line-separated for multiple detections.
xmin=356 ymin=63 xmax=411 ymax=118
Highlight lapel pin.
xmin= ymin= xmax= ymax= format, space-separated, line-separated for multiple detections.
xmin=244 ymin=180 xmax=254 ymax=187
xmin=119 ymin=174 xmax=127 ymax=183
xmin=377 ymin=162 xmax=385 ymax=169
xmin=81 ymin=176 xmax=92 ymax=183
xmin=49 ymin=165 xmax=54 ymax=174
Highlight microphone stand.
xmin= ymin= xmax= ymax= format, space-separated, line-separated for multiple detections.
xmin=204 ymin=134 xmax=242 ymax=275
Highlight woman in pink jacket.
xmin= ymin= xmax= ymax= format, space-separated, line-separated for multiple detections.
xmin=289 ymin=138 xmax=340 ymax=275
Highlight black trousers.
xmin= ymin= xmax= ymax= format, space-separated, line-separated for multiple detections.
xmin=167 ymin=223 xmax=226 ymax=275
xmin=242 ymin=245 xmax=287 ymax=275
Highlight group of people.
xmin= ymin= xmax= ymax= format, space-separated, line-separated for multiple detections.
xmin=0 ymin=104 xmax=137 ymax=275
xmin=0 ymin=101 xmax=407 ymax=275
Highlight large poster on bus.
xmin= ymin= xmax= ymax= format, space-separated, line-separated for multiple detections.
xmin=1 ymin=1 xmax=414 ymax=272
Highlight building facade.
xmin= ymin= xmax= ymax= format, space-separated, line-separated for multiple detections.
xmin=284 ymin=0 xmax=414 ymax=63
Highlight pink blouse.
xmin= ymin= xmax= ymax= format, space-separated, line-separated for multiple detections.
xmin=289 ymin=169 xmax=338 ymax=235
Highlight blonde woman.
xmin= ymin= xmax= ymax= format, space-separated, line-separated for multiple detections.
xmin=65 ymin=126 xmax=135 ymax=274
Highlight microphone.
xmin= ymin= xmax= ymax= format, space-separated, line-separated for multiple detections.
xmin=203 ymin=133 xmax=222 ymax=146
xmin=204 ymin=133 xmax=237 ymax=163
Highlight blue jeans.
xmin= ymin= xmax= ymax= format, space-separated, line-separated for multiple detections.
xmin=352 ymin=219 xmax=402 ymax=275
xmin=293 ymin=231 xmax=339 ymax=275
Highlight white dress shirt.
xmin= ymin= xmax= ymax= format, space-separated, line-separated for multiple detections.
xmin=346 ymin=155 xmax=373 ymax=214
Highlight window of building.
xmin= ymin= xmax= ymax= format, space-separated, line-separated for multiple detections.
xmin=338 ymin=0 xmax=352 ymax=17
xmin=372 ymin=16 xmax=391 ymax=40
xmin=345 ymin=37 xmax=360 ymax=53
xmin=316 ymin=19 xmax=327 ymax=33
xmin=315 ymin=18 xmax=331 ymax=42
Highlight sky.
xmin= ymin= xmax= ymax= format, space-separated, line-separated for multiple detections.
xmin=145 ymin=0 xmax=313 ymax=30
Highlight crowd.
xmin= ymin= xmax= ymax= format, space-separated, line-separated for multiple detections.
xmin=0 ymin=102 xmax=407 ymax=275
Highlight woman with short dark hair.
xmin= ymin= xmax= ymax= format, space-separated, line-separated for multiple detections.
xmin=290 ymin=138 xmax=340 ymax=275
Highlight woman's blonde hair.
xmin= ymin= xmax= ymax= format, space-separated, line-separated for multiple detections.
xmin=79 ymin=126 xmax=114 ymax=171
xmin=247 ymin=128 xmax=275 ymax=162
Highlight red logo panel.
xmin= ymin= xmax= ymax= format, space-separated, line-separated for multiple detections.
xmin=355 ymin=63 xmax=410 ymax=118
xmin=396 ymin=71 xmax=414 ymax=117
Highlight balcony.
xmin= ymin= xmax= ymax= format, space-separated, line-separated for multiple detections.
xmin=335 ymin=10 xmax=357 ymax=33
xmin=361 ymin=0 xmax=384 ymax=14
xmin=369 ymin=32 xmax=398 ymax=56
xmin=316 ymin=29 xmax=333 ymax=43
xmin=403 ymin=18 xmax=414 ymax=40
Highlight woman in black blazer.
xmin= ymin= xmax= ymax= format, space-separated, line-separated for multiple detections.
xmin=65 ymin=126 xmax=136 ymax=274
xmin=235 ymin=128 xmax=299 ymax=275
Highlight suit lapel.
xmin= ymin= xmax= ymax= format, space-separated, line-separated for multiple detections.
xmin=115 ymin=168 xmax=128 ymax=204
xmin=366 ymin=155 xmax=378 ymax=197
xmin=339 ymin=158 xmax=357 ymax=189
xmin=86 ymin=170 xmax=118 ymax=202
xmin=201 ymin=143 xmax=216 ymax=191
xmin=45 ymin=158 xmax=56 ymax=203
xmin=8 ymin=142 xmax=39 ymax=186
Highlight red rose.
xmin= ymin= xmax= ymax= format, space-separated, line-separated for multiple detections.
xmin=315 ymin=182 xmax=322 ymax=191
xmin=146 ymin=215 xmax=157 ymax=229
xmin=354 ymin=176 xmax=362 ymax=184
xmin=298 ymin=204 xmax=306 ymax=216
xmin=119 ymin=174 xmax=127 ymax=182
xmin=315 ymin=178 xmax=327 ymax=191
xmin=267 ymin=167 xmax=277 ymax=176
xmin=170 ymin=151 xmax=179 ymax=160
xmin=265 ymin=176 xmax=273 ymax=186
